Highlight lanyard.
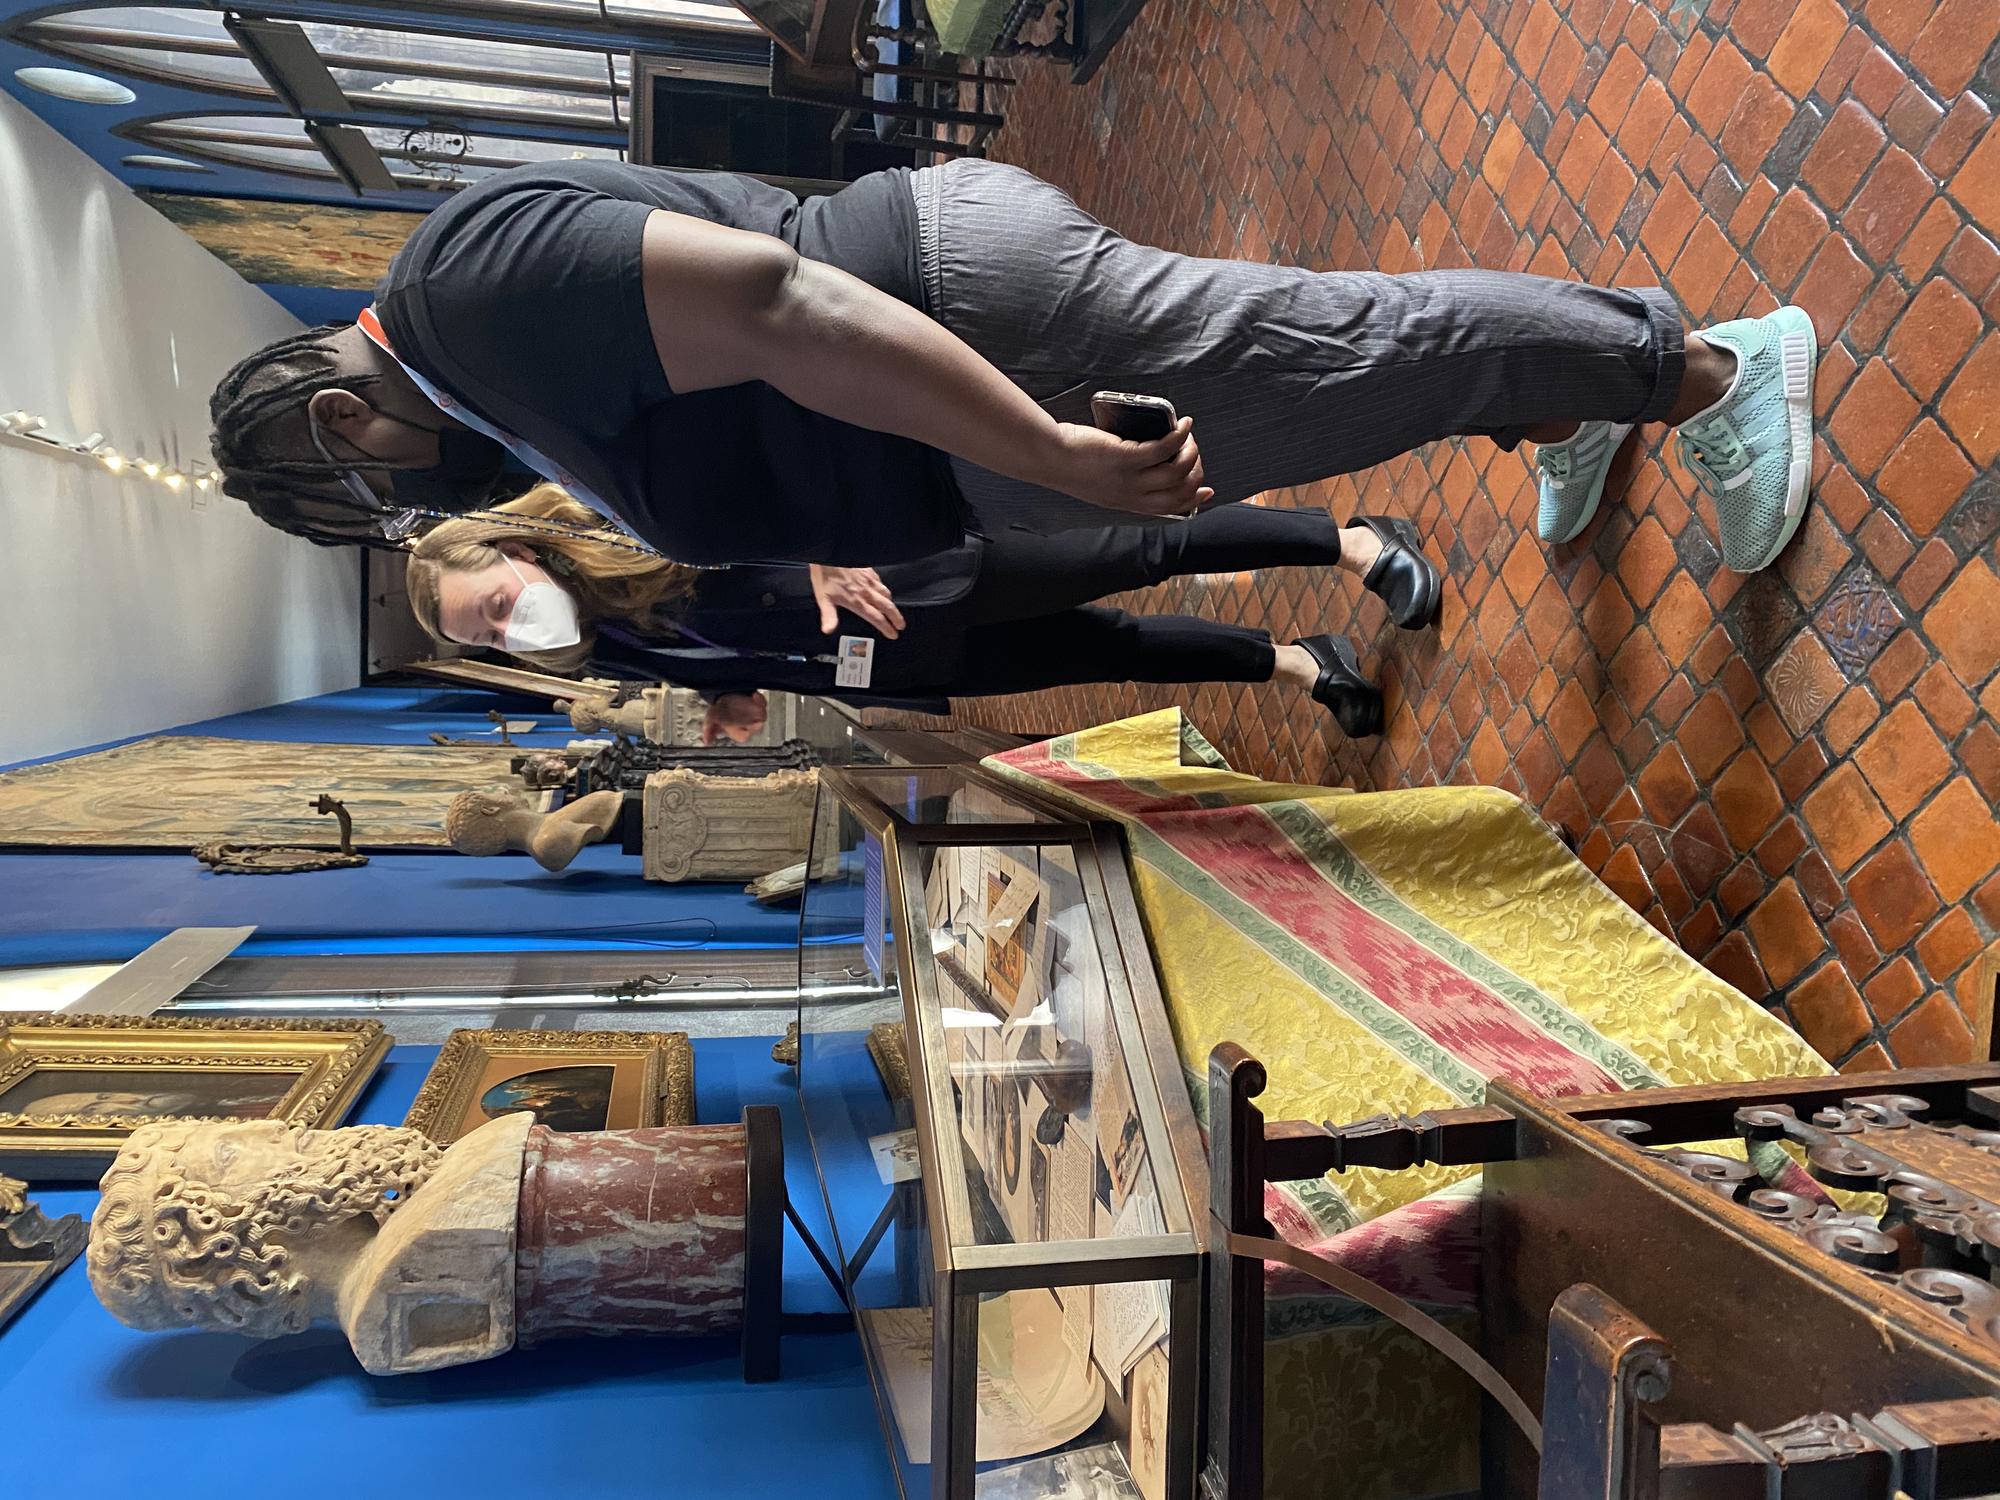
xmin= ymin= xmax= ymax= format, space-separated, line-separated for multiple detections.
xmin=600 ymin=621 xmax=838 ymax=668
xmin=357 ymin=305 xmax=649 ymax=548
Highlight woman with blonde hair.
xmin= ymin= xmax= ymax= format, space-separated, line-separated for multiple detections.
xmin=406 ymin=486 xmax=1441 ymax=740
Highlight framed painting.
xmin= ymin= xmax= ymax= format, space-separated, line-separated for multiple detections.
xmin=403 ymin=1029 xmax=695 ymax=1143
xmin=0 ymin=1015 xmax=390 ymax=1181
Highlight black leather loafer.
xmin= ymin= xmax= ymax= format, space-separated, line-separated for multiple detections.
xmin=1348 ymin=514 xmax=1442 ymax=630
xmin=1296 ymin=634 xmax=1384 ymax=738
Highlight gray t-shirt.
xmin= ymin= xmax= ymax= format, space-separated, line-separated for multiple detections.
xmin=376 ymin=161 xmax=962 ymax=567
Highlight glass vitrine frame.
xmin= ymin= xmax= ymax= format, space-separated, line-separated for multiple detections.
xmin=797 ymin=763 xmax=1208 ymax=1500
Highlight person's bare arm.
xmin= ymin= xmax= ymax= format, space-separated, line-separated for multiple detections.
xmin=639 ymin=210 xmax=1210 ymax=517
xmin=703 ymin=691 xmax=768 ymax=745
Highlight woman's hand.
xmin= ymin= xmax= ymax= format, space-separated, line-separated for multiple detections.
xmin=703 ymin=691 xmax=769 ymax=745
xmin=1047 ymin=416 xmax=1211 ymax=518
xmin=808 ymin=564 xmax=905 ymax=639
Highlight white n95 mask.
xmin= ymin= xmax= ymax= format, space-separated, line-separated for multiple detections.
xmin=501 ymin=555 xmax=581 ymax=653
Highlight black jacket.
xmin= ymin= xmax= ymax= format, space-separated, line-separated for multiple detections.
xmin=584 ymin=539 xmax=984 ymax=712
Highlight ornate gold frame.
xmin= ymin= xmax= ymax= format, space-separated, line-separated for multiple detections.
xmin=403 ymin=1028 xmax=695 ymax=1143
xmin=867 ymin=1021 xmax=911 ymax=1104
xmin=0 ymin=1014 xmax=390 ymax=1181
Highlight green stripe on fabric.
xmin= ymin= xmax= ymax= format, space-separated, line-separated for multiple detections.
xmin=1177 ymin=717 xmax=1233 ymax=770
xmin=986 ymin=756 xmax=1490 ymax=1104
xmin=1259 ymin=800 xmax=1663 ymax=1090
xmin=997 ymin=751 xmax=1662 ymax=1090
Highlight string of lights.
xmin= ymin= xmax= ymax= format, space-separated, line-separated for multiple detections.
xmin=0 ymin=408 xmax=224 ymax=498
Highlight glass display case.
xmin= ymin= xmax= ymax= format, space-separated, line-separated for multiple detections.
xmin=797 ymin=764 xmax=1207 ymax=1500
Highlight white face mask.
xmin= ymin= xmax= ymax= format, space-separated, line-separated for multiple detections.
xmin=500 ymin=555 xmax=581 ymax=653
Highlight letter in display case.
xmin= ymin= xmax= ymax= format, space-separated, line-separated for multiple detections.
xmin=795 ymin=764 xmax=1208 ymax=1500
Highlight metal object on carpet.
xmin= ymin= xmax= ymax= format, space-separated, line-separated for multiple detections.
xmin=3 ymin=737 xmax=515 ymax=851
xmin=0 ymin=1172 xmax=84 ymax=1333
xmin=194 ymin=795 xmax=369 ymax=873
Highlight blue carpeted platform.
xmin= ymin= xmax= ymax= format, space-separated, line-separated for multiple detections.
xmin=0 ymin=684 xmax=844 ymax=966
xmin=3 ymin=1036 xmax=895 ymax=1497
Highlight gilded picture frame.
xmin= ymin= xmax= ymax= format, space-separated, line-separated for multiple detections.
xmin=403 ymin=1028 xmax=695 ymax=1144
xmin=0 ymin=1014 xmax=391 ymax=1182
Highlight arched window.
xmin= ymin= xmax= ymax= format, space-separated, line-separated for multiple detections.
xmin=17 ymin=5 xmax=766 ymax=134
xmin=125 ymin=112 xmax=627 ymax=189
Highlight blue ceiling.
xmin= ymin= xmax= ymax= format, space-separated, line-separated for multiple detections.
xmin=0 ymin=0 xmax=670 ymax=319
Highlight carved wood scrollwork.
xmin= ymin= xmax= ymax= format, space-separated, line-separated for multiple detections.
xmin=1597 ymin=1098 xmax=2000 ymax=1353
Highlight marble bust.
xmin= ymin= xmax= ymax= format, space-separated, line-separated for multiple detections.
xmin=89 ymin=1117 xmax=510 ymax=1374
xmin=443 ymin=786 xmax=623 ymax=872
xmin=89 ymin=1115 xmax=757 ymax=1375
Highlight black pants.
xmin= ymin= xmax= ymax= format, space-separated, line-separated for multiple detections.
xmin=946 ymin=505 xmax=1340 ymax=696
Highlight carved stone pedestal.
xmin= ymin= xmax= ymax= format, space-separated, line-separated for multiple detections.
xmin=640 ymin=768 xmax=818 ymax=883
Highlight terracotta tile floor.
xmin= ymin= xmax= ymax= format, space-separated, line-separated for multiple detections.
xmin=883 ymin=0 xmax=2000 ymax=1066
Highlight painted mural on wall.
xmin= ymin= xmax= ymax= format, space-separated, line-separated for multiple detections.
xmin=138 ymin=194 xmax=422 ymax=290
xmin=0 ymin=737 xmax=519 ymax=849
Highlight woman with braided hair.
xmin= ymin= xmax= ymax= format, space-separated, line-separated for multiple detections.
xmin=210 ymin=157 xmax=1816 ymax=589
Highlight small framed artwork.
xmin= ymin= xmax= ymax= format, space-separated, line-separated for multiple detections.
xmin=403 ymin=1028 xmax=695 ymax=1144
xmin=0 ymin=1014 xmax=390 ymax=1182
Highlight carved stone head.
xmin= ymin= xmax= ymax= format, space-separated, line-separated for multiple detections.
xmin=562 ymin=697 xmax=614 ymax=733
xmin=88 ymin=1121 xmax=442 ymax=1338
xmin=445 ymin=786 xmax=528 ymax=857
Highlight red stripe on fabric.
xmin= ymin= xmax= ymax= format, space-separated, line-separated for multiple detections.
xmin=999 ymin=750 xmax=1615 ymax=1095
xmin=997 ymin=741 xmax=1208 ymax=814
xmin=1146 ymin=804 xmax=1618 ymax=1093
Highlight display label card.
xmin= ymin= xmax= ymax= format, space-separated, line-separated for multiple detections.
xmin=869 ymin=1128 xmax=922 ymax=1185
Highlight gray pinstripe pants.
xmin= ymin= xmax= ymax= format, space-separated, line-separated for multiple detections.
xmin=912 ymin=160 xmax=1685 ymax=536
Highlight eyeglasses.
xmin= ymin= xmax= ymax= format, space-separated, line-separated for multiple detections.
xmin=308 ymin=408 xmax=423 ymax=542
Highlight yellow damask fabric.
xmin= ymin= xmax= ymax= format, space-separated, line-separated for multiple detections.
xmin=985 ymin=710 xmax=1830 ymax=1500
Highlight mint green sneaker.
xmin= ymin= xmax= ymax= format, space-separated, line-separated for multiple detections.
xmin=1535 ymin=419 xmax=1634 ymax=543
xmin=1673 ymin=305 xmax=1817 ymax=572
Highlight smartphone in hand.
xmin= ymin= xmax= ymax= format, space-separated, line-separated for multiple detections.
xmin=1090 ymin=391 xmax=1179 ymax=442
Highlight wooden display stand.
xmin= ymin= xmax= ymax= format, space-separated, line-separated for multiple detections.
xmin=1203 ymin=1041 xmax=2000 ymax=1499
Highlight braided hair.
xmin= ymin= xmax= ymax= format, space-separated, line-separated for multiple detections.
xmin=209 ymin=322 xmax=468 ymax=549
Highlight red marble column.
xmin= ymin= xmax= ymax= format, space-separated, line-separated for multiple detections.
xmin=515 ymin=1123 xmax=749 ymax=1345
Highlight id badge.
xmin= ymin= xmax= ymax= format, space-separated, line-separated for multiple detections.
xmin=835 ymin=635 xmax=876 ymax=689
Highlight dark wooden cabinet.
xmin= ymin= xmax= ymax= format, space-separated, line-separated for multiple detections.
xmin=628 ymin=59 xmax=909 ymax=187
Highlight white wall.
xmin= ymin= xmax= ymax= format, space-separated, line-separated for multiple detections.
xmin=0 ymin=94 xmax=358 ymax=766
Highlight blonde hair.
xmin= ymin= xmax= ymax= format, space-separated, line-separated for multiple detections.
xmin=406 ymin=485 xmax=697 ymax=672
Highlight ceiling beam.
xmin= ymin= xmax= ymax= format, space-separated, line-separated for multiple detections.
xmin=307 ymin=122 xmax=400 ymax=195
xmin=223 ymin=14 xmax=348 ymax=114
